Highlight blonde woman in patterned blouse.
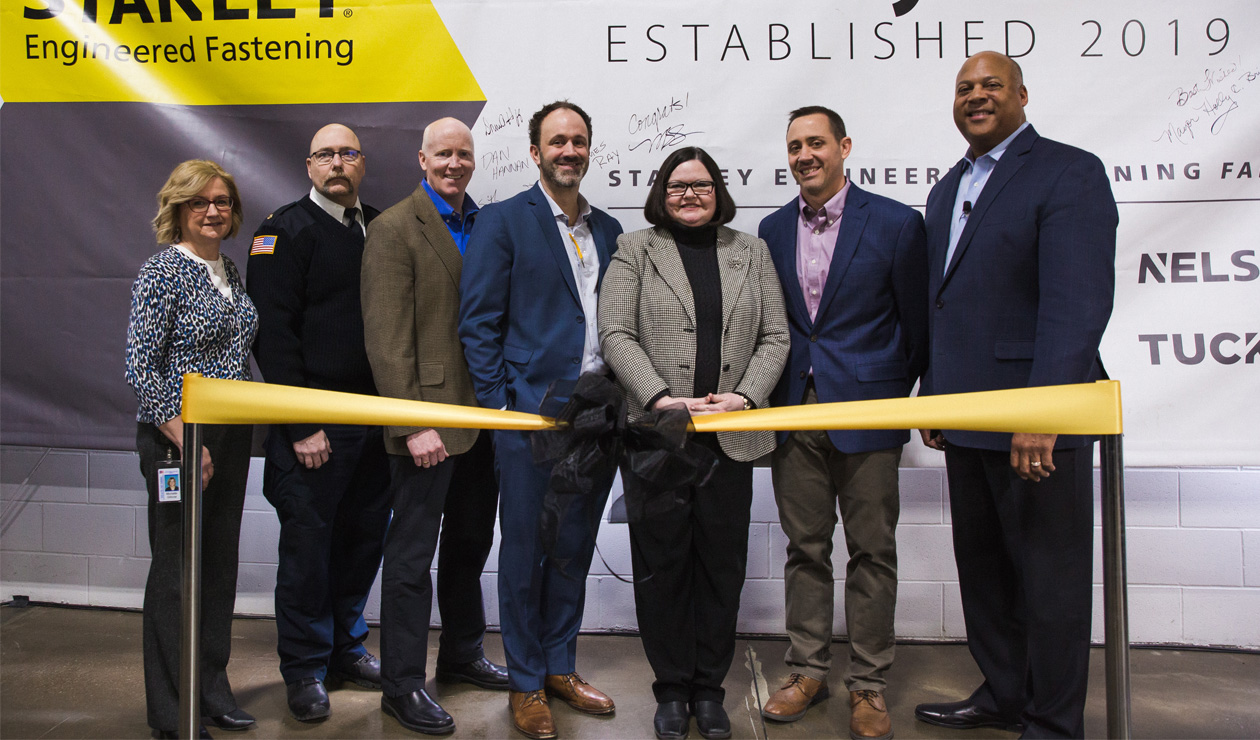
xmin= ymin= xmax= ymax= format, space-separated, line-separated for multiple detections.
xmin=125 ymin=159 xmax=258 ymax=738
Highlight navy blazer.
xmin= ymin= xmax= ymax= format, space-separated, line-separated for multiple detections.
xmin=459 ymin=183 xmax=623 ymax=415
xmin=922 ymin=125 xmax=1117 ymax=451
xmin=760 ymin=183 xmax=929 ymax=454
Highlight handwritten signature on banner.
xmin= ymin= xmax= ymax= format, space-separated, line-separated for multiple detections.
xmin=1155 ymin=57 xmax=1259 ymax=144
xmin=481 ymin=146 xmax=533 ymax=182
xmin=482 ymin=105 xmax=525 ymax=137
xmin=626 ymin=93 xmax=704 ymax=154
xmin=592 ymin=141 xmax=621 ymax=170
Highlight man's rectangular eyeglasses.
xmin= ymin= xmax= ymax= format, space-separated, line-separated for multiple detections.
xmin=309 ymin=149 xmax=362 ymax=165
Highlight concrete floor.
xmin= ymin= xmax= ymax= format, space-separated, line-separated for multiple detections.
xmin=2 ymin=605 xmax=1258 ymax=739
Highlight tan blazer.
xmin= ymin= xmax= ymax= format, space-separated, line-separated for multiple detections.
xmin=599 ymin=225 xmax=789 ymax=462
xmin=362 ymin=185 xmax=480 ymax=457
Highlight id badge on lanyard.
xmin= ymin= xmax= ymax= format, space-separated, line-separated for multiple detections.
xmin=157 ymin=446 xmax=181 ymax=503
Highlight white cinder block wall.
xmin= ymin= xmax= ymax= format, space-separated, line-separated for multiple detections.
xmin=2 ymin=445 xmax=1258 ymax=649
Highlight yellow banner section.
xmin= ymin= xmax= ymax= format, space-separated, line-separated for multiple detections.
xmin=182 ymin=375 xmax=1123 ymax=436
xmin=1 ymin=0 xmax=481 ymax=104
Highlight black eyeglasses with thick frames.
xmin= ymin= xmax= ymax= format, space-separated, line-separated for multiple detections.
xmin=309 ymin=148 xmax=362 ymax=166
xmin=665 ymin=180 xmax=715 ymax=197
xmin=185 ymin=196 xmax=233 ymax=213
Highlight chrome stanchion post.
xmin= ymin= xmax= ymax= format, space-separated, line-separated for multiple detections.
xmin=180 ymin=422 xmax=205 ymax=739
xmin=1100 ymin=434 xmax=1132 ymax=739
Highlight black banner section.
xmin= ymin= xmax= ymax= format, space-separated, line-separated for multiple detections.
xmin=0 ymin=100 xmax=485 ymax=450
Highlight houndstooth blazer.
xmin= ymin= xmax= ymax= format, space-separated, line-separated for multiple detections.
xmin=598 ymin=225 xmax=789 ymax=462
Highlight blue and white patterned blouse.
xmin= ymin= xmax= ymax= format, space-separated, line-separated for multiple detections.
xmin=125 ymin=246 xmax=258 ymax=425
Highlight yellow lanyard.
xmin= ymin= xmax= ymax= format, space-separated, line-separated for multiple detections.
xmin=568 ymin=232 xmax=586 ymax=264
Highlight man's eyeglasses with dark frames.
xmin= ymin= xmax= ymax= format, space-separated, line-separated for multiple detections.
xmin=309 ymin=149 xmax=362 ymax=166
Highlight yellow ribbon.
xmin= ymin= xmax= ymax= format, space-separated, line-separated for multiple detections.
xmin=181 ymin=375 xmax=1121 ymax=435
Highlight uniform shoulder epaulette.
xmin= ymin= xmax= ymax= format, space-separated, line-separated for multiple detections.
xmin=261 ymin=199 xmax=304 ymax=226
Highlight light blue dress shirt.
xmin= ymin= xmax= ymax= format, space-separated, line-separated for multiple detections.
xmin=945 ymin=121 xmax=1030 ymax=274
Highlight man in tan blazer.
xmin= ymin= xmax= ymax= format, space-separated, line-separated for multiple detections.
xmin=362 ymin=117 xmax=508 ymax=736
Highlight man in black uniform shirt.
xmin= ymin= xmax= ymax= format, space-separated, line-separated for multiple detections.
xmin=247 ymin=123 xmax=391 ymax=722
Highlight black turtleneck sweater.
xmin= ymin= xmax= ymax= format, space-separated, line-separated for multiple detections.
xmin=669 ymin=223 xmax=722 ymax=399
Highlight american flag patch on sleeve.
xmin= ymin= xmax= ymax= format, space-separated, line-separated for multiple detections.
xmin=250 ymin=235 xmax=277 ymax=255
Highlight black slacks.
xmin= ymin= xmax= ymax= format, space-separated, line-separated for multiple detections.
xmin=628 ymin=441 xmax=753 ymax=704
xmin=263 ymin=424 xmax=392 ymax=684
xmin=137 ymin=422 xmax=251 ymax=732
xmin=435 ymin=430 xmax=500 ymax=665
xmin=379 ymin=453 xmax=452 ymax=697
xmin=945 ymin=443 xmax=1094 ymax=739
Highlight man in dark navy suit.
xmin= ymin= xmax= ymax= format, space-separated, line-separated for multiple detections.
xmin=757 ymin=106 xmax=928 ymax=740
xmin=913 ymin=52 xmax=1117 ymax=739
xmin=459 ymin=101 xmax=623 ymax=740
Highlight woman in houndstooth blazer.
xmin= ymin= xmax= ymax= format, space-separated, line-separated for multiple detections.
xmin=599 ymin=147 xmax=788 ymax=740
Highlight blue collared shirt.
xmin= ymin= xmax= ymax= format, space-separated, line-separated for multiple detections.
xmin=422 ymin=180 xmax=479 ymax=254
xmin=944 ymin=121 xmax=1030 ymax=274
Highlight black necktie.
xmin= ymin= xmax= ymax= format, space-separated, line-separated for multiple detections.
xmin=344 ymin=207 xmax=364 ymax=246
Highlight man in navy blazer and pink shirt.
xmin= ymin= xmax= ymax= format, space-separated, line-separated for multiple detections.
xmin=757 ymin=105 xmax=928 ymax=740
xmin=913 ymin=52 xmax=1116 ymax=740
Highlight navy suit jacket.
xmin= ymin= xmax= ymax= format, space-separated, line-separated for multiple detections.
xmin=760 ymin=183 xmax=929 ymax=453
xmin=459 ymin=183 xmax=623 ymax=415
xmin=922 ymin=125 xmax=1117 ymax=451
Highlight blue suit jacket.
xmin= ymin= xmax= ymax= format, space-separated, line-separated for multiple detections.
xmin=459 ymin=183 xmax=623 ymax=415
xmin=922 ymin=125 xmax=1117 ymax=451
xmin=759 ymin=183 xmax=929 ymax=453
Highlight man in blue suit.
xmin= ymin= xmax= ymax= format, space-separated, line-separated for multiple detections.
xmin=459 ymin=101 xmax=623 ymax=740
xmin=913 ymin=53 xmax=1116 ymax=739
xmin=758 ymin=106 xmax=928 ymax=740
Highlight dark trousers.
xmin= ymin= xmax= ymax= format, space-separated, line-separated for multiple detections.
xmin=945 ymin=443 xmax=1094 ymax=739
xmin=494 ymin=428 xmax=611 ymax=692
xmin=138 ymin=422 xmax=251 ymax=732
xmin=379 ymin=454 xmax=452 ymax=696
xmin=628 ymin=443 xmax=753 ymax=704
xmin=263 ymin=424 xmax=392 ymax=683
xmin=436 ymin=430 xmax=500 ymax=665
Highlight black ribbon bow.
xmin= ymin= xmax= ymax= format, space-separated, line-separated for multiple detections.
xmin=530 ymin=373 xmax=719 ymax=579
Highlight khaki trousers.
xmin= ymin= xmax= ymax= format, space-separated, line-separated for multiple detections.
xmin=770 ymin=387 xmax=901 ymax=691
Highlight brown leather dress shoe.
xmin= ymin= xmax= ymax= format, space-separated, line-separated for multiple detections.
xmin=849 ymin=690 xmax=893 ymax=740
xmin=544 ymin=672 xmax=615 ymax=715
xmin=509 ymin=690 xmax=557 ymax=740
xmin=761 ymin=673 xmax=829 ymax=722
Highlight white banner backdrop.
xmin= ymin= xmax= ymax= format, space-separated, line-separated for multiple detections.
xmin=436 ymin=0 xmax=1260 ymax=467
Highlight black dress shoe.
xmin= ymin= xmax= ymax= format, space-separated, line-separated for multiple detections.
xmin=690 ymin=700 xmax=731 ymax=740
xmin=155 ymin=727 xmax=212 ymax=739
xmin=435 ymin=656 xmax=510 ymax=690
xmin=914 ymin=699 xmax=1023 ymax=732
xmin=207 ymin=708 xmax=255 ymax=731
xmin=286 ymin=677 xmax=331 ymax=722
xmin=330 ymin=651 xmax=382 ymax=689
xmin=382 ymin=689 xmax=456 ymax=735
xmin=653 ymin=701 xmax=689 ymax=739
